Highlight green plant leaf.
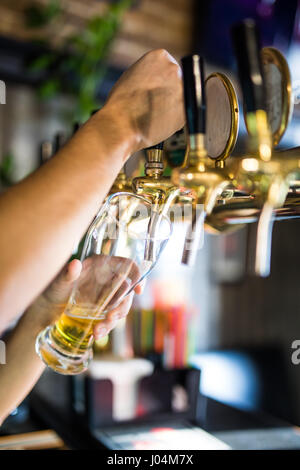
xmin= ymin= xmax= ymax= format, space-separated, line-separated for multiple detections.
xmin=25 ymin=0 xmax=62 ymax=28
xmin=27 ymin=0 xmax=132 ymax=122
xmin=28 ymin=53 xmax=56 ymax=72
xmin=38 ymin=78 xmax=60 ymax=99
xmin=0 ymin=153 xmax=15 ymax=186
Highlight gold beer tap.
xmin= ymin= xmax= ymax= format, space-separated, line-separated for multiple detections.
xmin=263 ymin=46 xmax=300 ymax=195
xmin=163 ymin=75 xmax=243 ymax=235
xmin=228 ymin=20 xmax=300 ymax=277
xmin=164 ymin=40 xmax=300 ymax=265
xmin=207 ymin=45 xmax=300 ymax=232
xmin=132 ymin=142 xmax=180 ymax=209
xmin=132 ymin=142 xmax=184 ymax=261
xmin=208 ymin=149 xmax=300 ymax=242
xmin=171 ymin=55 xmax=236 ymax=265
xmin=203 ymin=71 xmax=245 ymax=233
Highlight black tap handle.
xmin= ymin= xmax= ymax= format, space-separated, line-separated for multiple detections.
xmin=181 ymin=54 xmax=206 ymax=135
xmin=146 ymin=141 xmax=164 ymax=151
xmin=72 ymin=122 xmax=80 ymax=135
xmin=53 ymin=132 xmax=65 ymax=153
xmin=231 ymin=19 xmax=266 ymax=113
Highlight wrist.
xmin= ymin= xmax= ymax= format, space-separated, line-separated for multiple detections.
xmin=87 ymin=104 xmax=141 ymax=158
xmin=23 ymin=299 xmax=61 ymax=333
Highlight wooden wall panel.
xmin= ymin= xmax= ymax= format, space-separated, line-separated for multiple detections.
xmin=0 ymin=0 xmax=194 ymax=67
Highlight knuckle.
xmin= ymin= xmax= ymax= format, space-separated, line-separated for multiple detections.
xmin=157 ymin=48 xmax=169 ymax=57
xmin=170 ymin=62 xmax=180 ymax=75
xmin=150 ymin=48 xmax=169 ymax=59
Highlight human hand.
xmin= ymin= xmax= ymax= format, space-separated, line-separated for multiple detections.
xmin=28 ymin=258 xmax=142 ymax=337
xmin=101 ymin=49 xmax=185 ymax=152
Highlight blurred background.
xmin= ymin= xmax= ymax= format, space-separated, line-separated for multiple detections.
xmin=1 ymin=0 xmax=300 ymax=450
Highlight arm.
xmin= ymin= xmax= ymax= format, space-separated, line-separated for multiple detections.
xmin=0 ymin=49 xmax=184 ymax=332
xmin=0 ymin=308 xmax=47 ymax=425
xmin=0 ymin=260 xmax=139 ymax=424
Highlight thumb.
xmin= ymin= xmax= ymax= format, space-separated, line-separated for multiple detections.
xmin=43 ymin=259 xmax=82 ymax=305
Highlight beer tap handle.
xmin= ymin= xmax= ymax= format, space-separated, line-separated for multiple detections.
xmin=180 ymin=54 xmax=207 ymax=265
xmin=53 ymin=132 xmax=66 ymax=153
xmin=181 ymin=55 xmax=206 ymax=137
xmin=144 ymin=142 xmax=165 ymax=175
xmin=232 ymin=20 xmax=275 ymax=277
xmin=231 ymin=19 xmax=265 ymax=114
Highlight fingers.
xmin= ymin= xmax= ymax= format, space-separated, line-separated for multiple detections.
xmin=107 ymin=292 xmax=134 ymax=321
xmin=43 ymin=259 xmax=82 ymax=305
xmin=65 ymin=259 xmax=82 ymax=283
xmin=93 ymin=292 xmax=134 ymax=340
xmin=53 ymin=258 xmax=82 ymax=285
xmin=103 ymin=48 xmax=185 ymax=152
xmin=134 ymin=284 xmax=142 ymax=295
xmin=82 ymin=255 xmax=141 ymax=309
xmin=134 ymin=278 xmax=146 ymax=294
